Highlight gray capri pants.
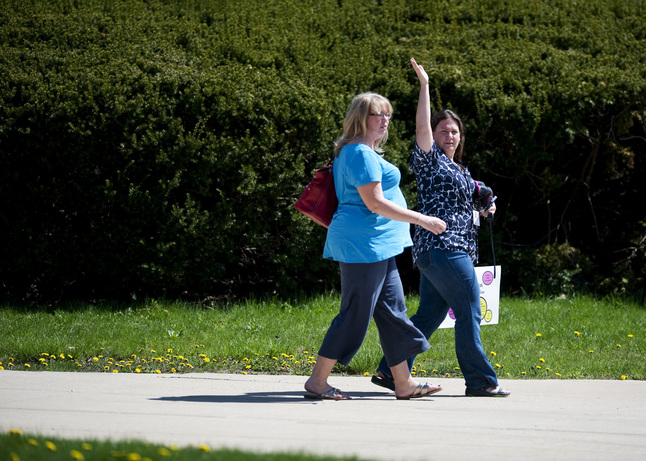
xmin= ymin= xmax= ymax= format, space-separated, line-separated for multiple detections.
xmin=318 ymin=257 xmax=430 ymax=367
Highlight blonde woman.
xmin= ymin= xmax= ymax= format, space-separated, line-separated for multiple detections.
xmin=304 ymin=92 xmax=445 ymax=400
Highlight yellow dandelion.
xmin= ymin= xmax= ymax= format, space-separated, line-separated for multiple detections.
xmin=617 ymin=344 xmax=622 ymax=348
xmin=555 ymin=373 xmax=562 ymax=376
xmin=203 ymin=357 xmax=210 ymax=363
xmin=127 ymin=453 xmax=142 ymax=460
xmin=495 ymin=363 xmax=501 ymax=368
xmin=70 ymin=449 xmax=85 ymax=461
xmin=363 ymin=372 xmax=370 ymax=376
xmin=92 ymin=357 xmax=99 ymax=362
xmin=574 ymin=331 xmax=581 ymax=336
xmin=536 ymin=333 xmax=542 ymax=337
xmin=112 ymin=369 xmax=119 ymax=373
xmin=135 ymin=368 xmax=141 ymax=373
xmin=9 ymin=429 xmax=22 ymax=435
xmin=589 ymin=350 xmax=594 ymax=353
xmin=198 ymin=445 xmax=211 ymax=452
xmin=536 ymin=366 xmax=542 ymax=369
xmin=490 ymin=351 xmax=497 ymax=356
xmin=45 ymin=441 xmax=57 ymax=451
xmin=521 ymin=371 xmax=527 ymax=375
xmin=24 ymin=363 xmax=30 ymax=368
xmin=81 ymin=443 xmax=92 ymax=450
xmin=539 ymin=358 xmax=545 ymax=362
xmin=628 ymin=334 xmax=633 ymax=338
xmin=10 ymin=453 xmax=20 ymax=461
xmin=155 ymin=369 xmax=161 ymax=374
xmin=28 ymin=438 xmax=38 ymax=446
xmin=157 ymin=447 xmax=171 ymax=456
xmin=621 ymin=375 xmax=629 ymax=380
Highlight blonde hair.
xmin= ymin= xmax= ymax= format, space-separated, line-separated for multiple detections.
xmin=333 ymin=92 xmax=393 ymax=156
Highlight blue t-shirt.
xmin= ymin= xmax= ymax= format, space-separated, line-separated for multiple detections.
xmin=409 ymin=140 xmax=478 ymax=262
xmin=323 ymin=143 xmax=413 ymax=263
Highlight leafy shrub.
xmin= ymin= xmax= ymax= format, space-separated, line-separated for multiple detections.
xmin=0 ymin=0 xmax=644 ymax=303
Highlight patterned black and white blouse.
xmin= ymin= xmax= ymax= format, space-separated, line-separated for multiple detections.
xmin=410 ymin=140 xmax=478 ymax=263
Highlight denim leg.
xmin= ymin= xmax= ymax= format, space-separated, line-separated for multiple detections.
xmin=421 ymin=249 xmax=498 ymax=389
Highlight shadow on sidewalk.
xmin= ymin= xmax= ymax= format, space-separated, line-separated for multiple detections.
xmin=151 ymin=390 xmax=453 ymax=404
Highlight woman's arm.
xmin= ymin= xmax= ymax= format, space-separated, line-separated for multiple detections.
xmin=411 ymin=58 xmax=433 ymax=153
xmin=358 ymin=181 xmax=446 ymax=235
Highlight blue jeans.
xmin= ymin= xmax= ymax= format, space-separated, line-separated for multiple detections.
xmin=377 ymin=249 xmax=498 ymax=390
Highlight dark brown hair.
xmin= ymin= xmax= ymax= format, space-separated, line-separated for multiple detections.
xmin=431 ymin=109 xmax=464 ymax=162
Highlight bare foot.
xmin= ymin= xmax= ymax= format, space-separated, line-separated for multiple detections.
xmin=395 ymin=381 xmax=442 ymax=399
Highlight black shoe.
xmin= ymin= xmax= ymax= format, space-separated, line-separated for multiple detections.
xmin=465 ymin=386 xmax=510 ymax=397
xmin=371 ymin=373 xmax=395 ymax=391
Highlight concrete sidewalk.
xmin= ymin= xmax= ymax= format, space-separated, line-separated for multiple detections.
xmin=1 ymin=371 xmax=645 ymax=460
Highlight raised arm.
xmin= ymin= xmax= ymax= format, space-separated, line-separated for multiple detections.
xmin=411 ymin=58 xmax=433 ymax=152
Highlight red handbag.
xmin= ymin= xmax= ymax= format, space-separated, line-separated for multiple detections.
xmin=293 ymin=157 xmax=338 ymax=228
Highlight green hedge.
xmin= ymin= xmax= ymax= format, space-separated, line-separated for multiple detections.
xmin=1 ymin=0 xmax=644 ymax=303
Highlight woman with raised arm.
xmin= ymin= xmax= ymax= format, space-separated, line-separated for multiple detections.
xmin=372 ymin=59 xmax=510 ymax=397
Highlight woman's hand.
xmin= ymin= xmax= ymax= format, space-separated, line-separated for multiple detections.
xmin=411 ymin=57 xmax=429 ymax=86
xmin=418 ymin=215 xmax=447 ymax=235
xmin=480 ymin=202 xmax=497 ymax=219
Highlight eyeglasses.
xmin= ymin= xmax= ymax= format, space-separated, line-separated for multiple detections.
xmin=369 ymin=113 xmax=392 ymax=120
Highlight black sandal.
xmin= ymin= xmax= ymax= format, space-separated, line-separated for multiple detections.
xmin=371 ymin=373 xmax=395 ymax=391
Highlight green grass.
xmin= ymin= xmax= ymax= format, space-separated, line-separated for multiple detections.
xmin=1 ymin=294 xmax=644 ymax=380
xmin=2 ymin=295 xmax=644 ymax=460
xmin=0 ymin=431 xmax=365 ymax=461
